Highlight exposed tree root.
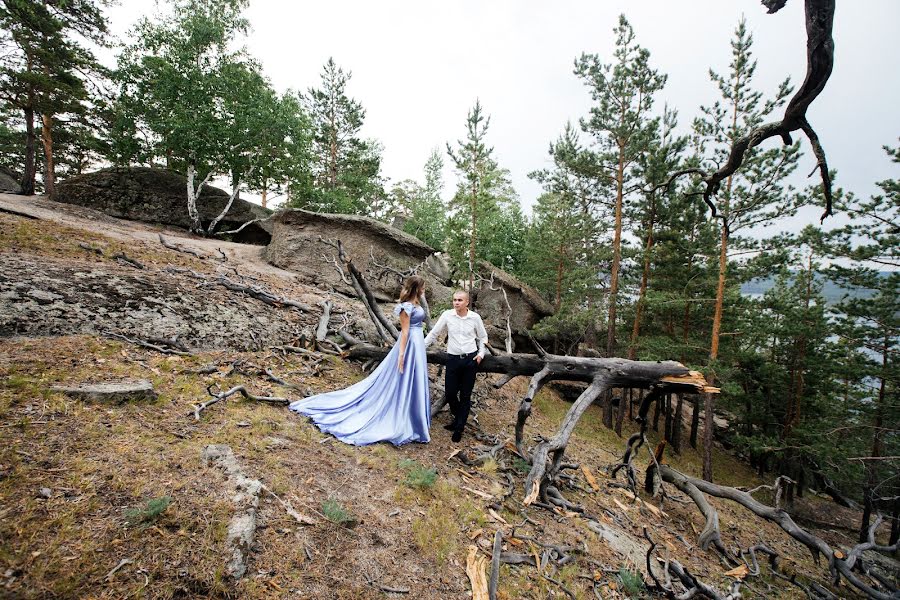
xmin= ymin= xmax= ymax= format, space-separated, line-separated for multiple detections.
xmin=193 ymin=384 xmax=291 ymax=420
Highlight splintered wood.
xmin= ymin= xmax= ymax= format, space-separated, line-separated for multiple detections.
xmin=466 ymin=545 xmax=489 ymax=600
xmin=660 ymin=370 xmax=720 ymax=394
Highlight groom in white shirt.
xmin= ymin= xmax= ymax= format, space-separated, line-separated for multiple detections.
xmin=424 ymin=290 xmax=488 ymax=442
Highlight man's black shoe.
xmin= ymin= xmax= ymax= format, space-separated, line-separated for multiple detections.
xmin=443 ymin=423 xmax=456 ymax=431
xmin=451 ymin=430 xmax=463 ymax=443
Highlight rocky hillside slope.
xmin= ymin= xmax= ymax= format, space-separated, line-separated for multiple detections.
xmin=0 ymin=194 xmax=893 ymax=599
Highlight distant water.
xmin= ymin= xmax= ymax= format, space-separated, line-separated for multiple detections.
xmin=740 ymin=274 xmax=886 ymax=305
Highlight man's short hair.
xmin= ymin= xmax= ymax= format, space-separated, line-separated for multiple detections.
xmin=453 ymin=290 xmax=470 ymax=300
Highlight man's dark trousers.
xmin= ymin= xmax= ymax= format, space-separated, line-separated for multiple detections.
xmin=444 ymin=351 xmax=478 ymax=433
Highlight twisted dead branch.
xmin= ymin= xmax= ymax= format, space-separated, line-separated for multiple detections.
xmin=659 ymin=0 xmax=836 ymax=222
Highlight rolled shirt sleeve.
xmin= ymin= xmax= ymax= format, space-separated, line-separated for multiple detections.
xmin=423 ymin=311 xmax=448 ymax=348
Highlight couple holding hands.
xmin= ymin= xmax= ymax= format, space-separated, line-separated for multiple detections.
xmin=289 ymin=276 xmax=488 ymax=445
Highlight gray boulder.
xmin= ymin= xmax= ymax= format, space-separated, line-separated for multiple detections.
xmin=472 ymin=261 xmax=554 ymax=351
xmin=0 ymin=168 xmax=22 ymax=194
xmin=52 ymin=380 xmax=158 ymax=403
xmin=54 ymin=167 xmax=272 ymax=244
xmin=264 ymin=209 xmax=453 ymax=302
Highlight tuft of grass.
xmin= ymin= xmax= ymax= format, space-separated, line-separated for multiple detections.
xmin=398 ymin=458 xmax=437 ymax=489
xmin=617 ymin=566 xmax=645 ymax=598
xmin=412 ymin=503 xmax=456 ymax=565
xmin=478 ymin=458 xmax=498 ymax=475
xmin=321 ymin=498 xmax=355 ymax=526
xmin=124 ymin=495 xmax=172 ymax=528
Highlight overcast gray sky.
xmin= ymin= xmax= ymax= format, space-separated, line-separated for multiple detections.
xmin=108 ymin=1 xmax=899 ymax=225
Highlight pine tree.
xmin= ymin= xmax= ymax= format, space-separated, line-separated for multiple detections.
xmin=573 ymin=15 xmax=667 ymax=358
xmin=693 ymin=18 xmax=801 ymax=481
xmin=399 ymin=148 xmax=447 ymax=250
xmin=824 ymin=144 xmax=898 ymax=541
xmin=446 ymin=100 xmax=520 ymax=287
xmin=0 ymin=0 xmax=110 ymax=196
xmin=298 ymin=58 xmax=383 ymax=215
xmin=525 ymin=122 xmax=608 ymax=349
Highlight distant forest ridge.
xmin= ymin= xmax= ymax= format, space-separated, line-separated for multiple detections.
xmin=740 ymin=272 xmax=891 ymax=304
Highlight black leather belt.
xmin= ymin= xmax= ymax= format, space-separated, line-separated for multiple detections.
xmin=449 ymin=351 xmax=477 ymax=359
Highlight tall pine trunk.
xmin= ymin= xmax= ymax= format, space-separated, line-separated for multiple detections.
xmin=628 ymin=195 xmax=656 ymax=360
xmin=22 ymin=102 xmax=36 ymax=195
xmin=40 ymin=112 xmax=55 ymax=199
xmin=606 ymin=140 xmax=626 ymax=358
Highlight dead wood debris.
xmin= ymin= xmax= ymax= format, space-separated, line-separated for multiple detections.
xmin=158 ymin=233 xmax=207 ymax=259
xmin=105 ymin=331 xmax=192 ymax=356
xmin=193 ymin=384 xmax=292 ymax=420
xmin=111 ymin=252 xmax=145 ymax=270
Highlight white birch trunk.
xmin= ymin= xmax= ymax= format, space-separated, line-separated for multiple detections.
xmin=186 ymin=163 xmax=214 ymax=234
xmin=207 ymin=176 xmax=241 ymax=235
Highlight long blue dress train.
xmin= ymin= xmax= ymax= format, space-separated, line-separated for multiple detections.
xmin=289 ymin=302 xmax=431 ymax=445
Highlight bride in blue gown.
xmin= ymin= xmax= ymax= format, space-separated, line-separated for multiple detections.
xmin=289 ymin=276 xmax=431 ymax=445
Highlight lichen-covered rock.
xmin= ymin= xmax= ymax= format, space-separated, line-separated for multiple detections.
xmin=0 ymin=253 xmax=311 ymax=350
xmin=55 ymin=167 xmax=272 ymax=244
xmin=52 ymin=380 xmax=157 ymax=403
xmin=472 ymin=261 xmax=554 ymax=351
xmin=264 ymin=209 xmax=453 ymax=302
xmin=0 ymin=168 xmax=22 ymax=194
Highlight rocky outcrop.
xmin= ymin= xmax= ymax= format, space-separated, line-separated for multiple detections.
xmin=264 ymin=209 xmax=453 ymax=302
xmin=0 ymin=253 xmax=312 ymax=350
xmin=55 ymin=167 xmax=272 ymax=244
xmin=473 ymin=261 xmax=554 ymax=351
xmin=0 ymin=168 xmax=22 ymax=194
xmin=51 ymin=380 xmax=158 ymax=403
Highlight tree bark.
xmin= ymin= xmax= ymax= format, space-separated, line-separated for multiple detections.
xmin=672 ymin=393 xmax=684 ymax=454
xmin=606 ymin=141 xmax=626 ymax=358
xmin=21 ymin=104 xmax=36 ymax=195
xmin=40 ymin=112 xmax=55 ymax=198
xmin=628 ymin=195 xmax=655 ymax=360
xmin=690 ymin=397 xmax=700 ymax=449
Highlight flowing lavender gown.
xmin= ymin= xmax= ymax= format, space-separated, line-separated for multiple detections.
xmin=289 ymin=302 xmax=431 ymax=445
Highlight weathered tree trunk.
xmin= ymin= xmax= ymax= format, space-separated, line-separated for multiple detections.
xmin=603 ymin=390 xmax=613 ymax=429
xmin=606 ymin=140 xmax=626 ymax=358
xmin=664 ymin=393 xmax=673 ymax=442
xmin=186 ymin=162 xmax=213 ymax=234
xmin=628 ymin=195 xmax=656 ymax=360
xmin=614 ymin=388 xmax=627 ymax=436
xmin=690 ymin=397 xmax=700 ymax=449
xmin=672 ymin=393 xmax=684 ymax=454
xmin=40 ymin=112 xmax=55 ymax=199
xmin=22 ymin=103 xmax=36 ymax=196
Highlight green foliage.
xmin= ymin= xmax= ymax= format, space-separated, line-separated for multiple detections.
xmin=321 ymin=498 xmax=355 ymax=525
xmin=398 ymin=148 xmax=447 ymax=250
xmin=511 ymin=457 xmax=531 ymax=475
xmin=125 ymin=495 xmax=172 ymax=528
xmin=446 ymin=100 xmax=525 ymax=282
xmin=0 ymin=0 xmax=110 ymax=193
xmin=399 ymin=458 xmax=437 ymax=489
xmin=112 ymin=0 xmax=310 ymax=229
xmin=617 ymin=567 xmax=645 ymax=597
xmin=291 ymin=58 xmax=384 ymax=216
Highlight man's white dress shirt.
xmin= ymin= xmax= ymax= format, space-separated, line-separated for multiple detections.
xmin=424 ymin=309 xmax=489 ymax=359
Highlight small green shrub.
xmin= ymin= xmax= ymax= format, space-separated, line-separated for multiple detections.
xmin=125 ymin=495 xmax=172 ymax=528
xmin=617 ymin=566 xmax=645 ymax=598
xmin=321 ymin=498 xmax=355 ymax=526
xmin=399 ymin=459 xmax=437 ymax=489
xmin=511 ymin=457 xmax=531 ymax=474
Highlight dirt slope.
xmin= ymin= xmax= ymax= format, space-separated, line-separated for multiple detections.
xmin=0 ymin=195 xmax=889 ymax=599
